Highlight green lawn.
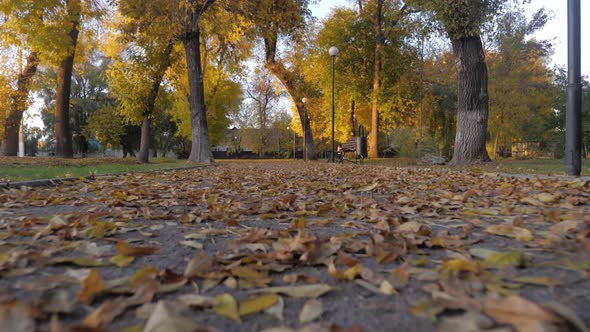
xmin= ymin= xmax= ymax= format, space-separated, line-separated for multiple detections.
xmin=479 ymin=158 xmax=590 ymax=176
xmin=366 ymin=158 xmax=590 ymax=176
xmin=0 ymin=157 xmax=191 ymax=182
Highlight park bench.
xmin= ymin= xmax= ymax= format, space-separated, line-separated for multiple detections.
xmin=337 ymin=136 xmax=366 ymax=164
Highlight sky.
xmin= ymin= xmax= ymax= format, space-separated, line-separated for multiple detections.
xmin=310 ymin=0 xmax=590 ymax=76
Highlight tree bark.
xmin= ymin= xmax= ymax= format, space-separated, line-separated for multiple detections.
xmin=264 ymin=35 xmax=317 ymax=160
xmin=183 ymin=29 xmax=214 ymax=163
xmin=368 ymin=0 xmax=383 ymax=159
xmin=449 ymin=35 xmax=491 ymax=165
xmin=54 ymin=0 xmax=80 ymax=158
xmin=0 ymin=52 xmax=39 ymax=156
xmin=138 ymin=114 xmax=151 ymax=163
xmin=137 ymin=42 xmax=173 ymax=164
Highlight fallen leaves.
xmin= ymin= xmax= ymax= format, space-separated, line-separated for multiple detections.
xmin=115 ymin=240 xmax=159 ymax=257
xmin=485 ymin=224 xmax=534 ymax=241
xmin=212 ymin=294 xmax=240 ymax=322
xmin=251 ymin=284 xmax=334 ymax=298
xmin=1 ymin=161 xmax=589 ymax=331
xmin=78 ymin=269 xmax=103 ymax=304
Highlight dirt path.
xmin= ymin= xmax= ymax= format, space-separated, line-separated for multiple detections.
xmin=1 ymin=161 xmax=589 ymax=332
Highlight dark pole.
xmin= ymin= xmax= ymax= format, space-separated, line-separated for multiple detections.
xmin=565 ymin=0 xmax=582 ymax=176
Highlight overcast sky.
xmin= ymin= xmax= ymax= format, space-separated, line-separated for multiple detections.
xmin=310 ymin=0 xmax=590 ymax=76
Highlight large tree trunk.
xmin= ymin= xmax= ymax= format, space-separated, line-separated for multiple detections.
xmin=449 ymin=35 xmax=491 ymax=165
xmin=264 ymin=41 xmax=317 ymax=160
xmin=183 ymin=30 xmax=214 ymax=163
xmin=54 ymin=0 xmax=80 ymax=158
xmin=0 ymin=52 xmax=39 ymax=156
xmin=138 ymin=114 xmax=151 ymax=163
xmin=137 ymin=42 xmax=173 ymax=164
xmin=368 ymin=0 xmax=383 ymax=159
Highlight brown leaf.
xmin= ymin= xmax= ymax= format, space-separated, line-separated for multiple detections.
xmin=251 ymin=284 xmax=333 ymax=298
xmin=388 ymin=264 xmax=409 ymax=289
xmin=115 ymin=240 xmax=159 ymax=257
xmin=484 ymin=295 xmax=562 ymax=327
xmin=143 ymin=301 xmax=198 ymax=332
xmin=184 ymin=252 xmax=215 ymax=278
xmin=78 ymin=270 xmax=103 ymax=304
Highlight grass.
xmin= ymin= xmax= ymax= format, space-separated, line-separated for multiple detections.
xmin=478 ymin=158 xmax=590 ymax=176
xmin=1 ymin=156 xmax=588 ymax=182
xmin=0 ymin=157 xmax=192 ymax=182
xmin=367 ymin=158 xmax=590 ymax=176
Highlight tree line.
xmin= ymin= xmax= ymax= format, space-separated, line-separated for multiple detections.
xmin=1 ymin=0 xmax=588 ymax=164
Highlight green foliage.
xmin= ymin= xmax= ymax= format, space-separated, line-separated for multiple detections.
xmin=85 ymin=105 xmax=126 ymax=150
xmin=168 ymin=54 xmax=242 ymax=146
xmin=486 ymin=9 xmax=554 ymax=158
xmin=0 ymin=0 xmax=104 ymax=65
xmin=411 ymin=0 xmax=510 ymax=39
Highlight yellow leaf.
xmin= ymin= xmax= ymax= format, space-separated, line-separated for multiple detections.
xmin=110 ymin=255 xmax=135 ymax=267
xmin=130 ymin=267 xmax=158 ymax=288
xmin=238 ymin=294 xmax=279 ymax=316
xmin=535 ymin=193 xmax=559 ymax=204
xmin=439 ymin=259 xmax=478 ymax=273
xmin=328 ymin=258 xmax=362 ymax=281
xmin=213 ymin=294 xmax=240 ymax=322
xmin=485 ymin=224 xmax=533 ymax=241
xmin=299 ymin=299 xmax=323 ymax=323
xmin=484 ymin=251 xmax=527 ymax=269
xmin=78 ymin=269 xmax=103 ymax=304
xmin=513 ymin=276 xmax=560 ymax=287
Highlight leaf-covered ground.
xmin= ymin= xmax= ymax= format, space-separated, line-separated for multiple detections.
xmin=1 ymin=161 xmax=589 ymax=332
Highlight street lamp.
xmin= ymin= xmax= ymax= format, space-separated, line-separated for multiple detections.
xmin=301 ymin=97 xmax=308 ymax=161
xmin=329 ymin=46 xmax=339 ymax=162
xmin=287 ymin=126 xmax=291 ymax=159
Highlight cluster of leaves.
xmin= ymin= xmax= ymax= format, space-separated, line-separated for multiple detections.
xmin=0 ymin=162 xmax=589 ymax=331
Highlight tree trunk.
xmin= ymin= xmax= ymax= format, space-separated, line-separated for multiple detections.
xmin=183 ymin=29 xmax=214 ymax=163
xmin=368 ymin=0 xmax=383 ymax=159
xmin=0 ymin=52 xmax=38 ymax=156
xmin=54 ymin=0 xmax=80 ymax=158
xmin=449 ymin=35 xmax=491 ymax=165
xmin=138 ymin=114 xmax=151 ymax=163
xmin=264 ymin=33 xmax=317 ymax=160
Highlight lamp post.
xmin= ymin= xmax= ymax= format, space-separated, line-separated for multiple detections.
xmin=565 ymin=0 xmax=582 ymax=176
xmin=329 ymin=46 xmax=339 ymax=162
xmin=287 ymin=126 xmax=290 ymax=159
xmin=301 ymin=97 xmax=308 ymax=161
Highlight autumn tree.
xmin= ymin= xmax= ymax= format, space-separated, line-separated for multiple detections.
xmin=0 ymin=5 xmax=42 ymax=156
xmin=355 ymin=0 xmax=414 ymax=158
xmin=168 ymin=3 xmax=249 ymax=148
xmin=486 ymin=9 xmax=554 ymax=159
xmin=410 ymin=0 xmax=516 ymax=164
xmin=1 ymin=0 xmax=104 ymax=158
xmin=244 ymin=0 xmax=320 ymax=160
xmin=245 ymin=68 xmax=281 ymax=156
xmin=106 ymin=1 xmax=177 ymax=163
